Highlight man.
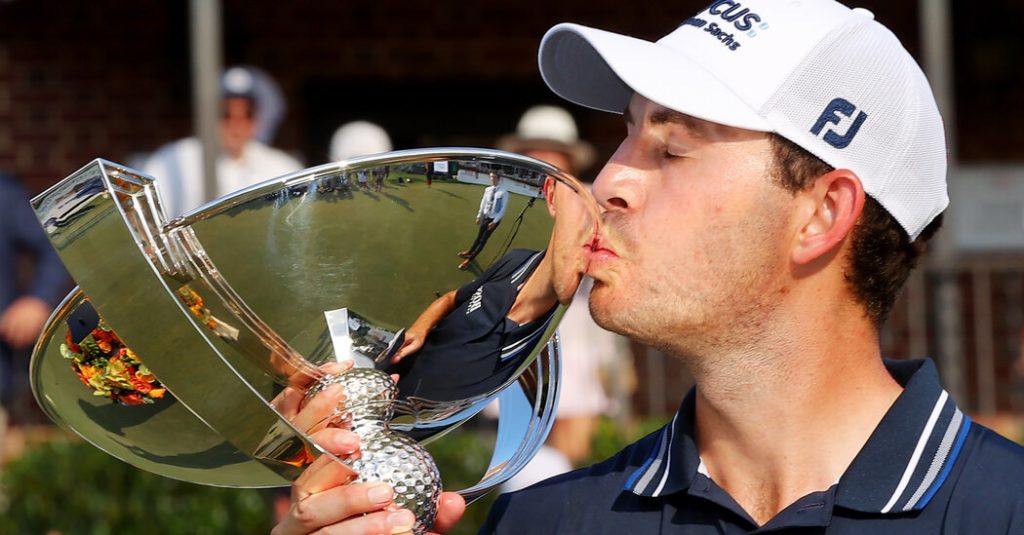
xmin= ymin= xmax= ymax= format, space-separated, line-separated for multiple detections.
xmin=0 ymin=172 xmax=69 ymax=415
xmin=458 ymin=172 xmax=508 ymax=270
xmin=497 ymin=105 xmax=631 ymax=488
xmin=143 ymin=66 xmax=302 ymax=218
xmin=274 ymin=1 xmax=1024 ymax=534
xmin=385 ymin=175 xmax=592 ymax=404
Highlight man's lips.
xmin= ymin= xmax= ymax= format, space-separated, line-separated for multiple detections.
xmin=585 ymin=235 xmax=618 ymax=262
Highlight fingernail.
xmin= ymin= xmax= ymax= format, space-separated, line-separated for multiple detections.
xmin=332 ymin=432 xmax=359 ymax=454
xmin=387 ymin=509 xmax=415 ymax=533
xmin=367 ymin=482 xmax=393 ymax=505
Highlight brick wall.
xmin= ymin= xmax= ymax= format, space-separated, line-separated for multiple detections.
xmin=0 ymin=0 xmax=925 ymax=194
xmin=0 ymin=2 xmax=190 ymax=190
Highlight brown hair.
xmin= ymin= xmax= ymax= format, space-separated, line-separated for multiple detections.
xmin=768 ymin=134 xmax=943 ymax=325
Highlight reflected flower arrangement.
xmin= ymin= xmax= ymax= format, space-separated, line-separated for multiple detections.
xmin=60 ymin=323 xmax=166 ymax=406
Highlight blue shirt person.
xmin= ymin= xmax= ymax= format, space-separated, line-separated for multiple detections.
xmin=0 ymin=172 xmax=70 ymax=404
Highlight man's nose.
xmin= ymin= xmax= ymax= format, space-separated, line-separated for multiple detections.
xmin=592 ymin=140 xmax=644 ymax=214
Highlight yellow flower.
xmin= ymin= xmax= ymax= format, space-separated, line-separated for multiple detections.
xmin=104 ymin=357 xmax=132 ymax=388
xmin=122 ymin=347 xmax=140 ymax=365
xmin=79 ymin=364 xmax=100 ymax=380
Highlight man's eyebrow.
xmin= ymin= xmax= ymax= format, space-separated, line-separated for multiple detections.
xmin=622 ymin=104 xmax=717 ymax=141
xmin=649 ymin=108 xmax=714 ymax=140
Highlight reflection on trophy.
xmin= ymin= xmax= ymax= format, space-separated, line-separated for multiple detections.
xmin=29 ymin=150 xmax=599 ymax=533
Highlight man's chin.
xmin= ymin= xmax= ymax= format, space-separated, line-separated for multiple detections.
xmin=554 ymin=273 xmax=583 ymax=305
xmin=587 ymin=290 xmax=630 ymax=336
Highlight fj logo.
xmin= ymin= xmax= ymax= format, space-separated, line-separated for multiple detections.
xmin=810 ymin=98 xmax=867 ymax=149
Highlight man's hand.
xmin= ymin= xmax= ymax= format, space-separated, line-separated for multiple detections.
xmin=271 ymin=362 xmax=466 ymax=534
xmin=389 ymin=290 xmax=457 ymax=365
xmin=0 ymin=296 xmax=51 ymax=349
xmin=391 ymin=327 xmax=426 ymax=364
xmin=487 ymin=221 xmax=498 ymax=231
xmin=272 ymin=429 xmax=467 ymax=535
xmin=272 ymin=428 xmax=417 ymax=535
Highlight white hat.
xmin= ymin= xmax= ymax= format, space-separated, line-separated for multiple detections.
xmin=497 ymin=105 xmax=597 ymax=172
xmin=329 ymin=121 xmax=393 ymax=161
xmin=538 ymin=0 xmax=947 ymax=240
xmin=221 ymin=66 xmax=257 ymax=99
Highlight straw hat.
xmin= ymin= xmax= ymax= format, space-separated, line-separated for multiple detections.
xmin=497 ymin=105 xmax=596 ymax=173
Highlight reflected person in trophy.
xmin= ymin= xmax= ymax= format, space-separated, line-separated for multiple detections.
xmin=384 ymin=175 xmax=592 ymax=402
xmin=457 ymin=172 xmax=508 ymax=270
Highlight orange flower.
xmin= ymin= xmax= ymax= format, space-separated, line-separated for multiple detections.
xmin=93 ymin=328 xmax=114 ymax=342
xmin=118 ymin=393 xmax=145 ymax=405
xmin=130 ymin=376 xmax=153 ymax=394
xmin=93 ymin=328 xmax=116 ymax=353
xmin=73 ymin=365 xmax=91 ymax=387
xmin=148 ymin=388 xmax=166 ymax=399
xmin=79 ymin=364 xmax=100 ymax=380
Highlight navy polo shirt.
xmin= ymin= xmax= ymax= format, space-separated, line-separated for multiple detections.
xmin=387 ymin=249 xmax=555 ymax=401
xmin=478 ymin=359 xmax=1024 ymax=533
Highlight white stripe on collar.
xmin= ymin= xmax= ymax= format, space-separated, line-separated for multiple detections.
xmin=880 ymin=389 xmax=948 ymax=513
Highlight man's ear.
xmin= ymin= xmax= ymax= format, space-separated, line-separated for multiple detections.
xmin=791 ymin=169 xmax=865 ymax=265
xmin=543 ymin=176 xmax=557 ymax=217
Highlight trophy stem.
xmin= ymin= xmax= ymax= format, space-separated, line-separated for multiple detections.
xmin=307 ymin=368 xmax=441 ymax=535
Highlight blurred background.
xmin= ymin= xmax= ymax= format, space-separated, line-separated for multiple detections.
xmin=0 ymin=0 xmax=1022 ymax=533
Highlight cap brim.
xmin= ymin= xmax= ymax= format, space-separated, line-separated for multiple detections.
xmin=539 ymin=23 xmax=770 ymax=131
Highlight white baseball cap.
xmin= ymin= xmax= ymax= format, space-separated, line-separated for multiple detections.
xmin=538 ymin=0 xmax=947 ymax=239
xmin=330 ymin=121 xmax=393 ymax=161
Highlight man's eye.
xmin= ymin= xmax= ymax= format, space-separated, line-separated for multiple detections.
xmin=664 ymin=151 xmax=683 ymax=160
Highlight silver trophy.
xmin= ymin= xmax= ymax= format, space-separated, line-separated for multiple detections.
xmin=29 ymin=150 xmax=599 ymax=533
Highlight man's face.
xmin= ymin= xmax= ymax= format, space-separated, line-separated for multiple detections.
xmin=544 ymin=177 xmax=597 ymax=304
xmin=586 ymin=95 xmax=799 ymax=355
xmin=490 ymin=173 xmax=499 ymax=186
xmin=220 ymin=97 xmax=256 ymax=159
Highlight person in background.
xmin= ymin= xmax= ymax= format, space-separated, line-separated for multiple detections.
xmin=458 ymin=172 xmax=508 ymax=270
xmin=330 ymin=120 xmax=393 ymax=193
xmin=495 ymin=105 xmax=633 ymax=492
xmin=143 ymin=66 xmax=302 ymax=218
xmin=244 ymin=65 xmax=287 ymax=146
xmin=0 ymin=171 xmax=70 ymax=420
xmin=329 ymin=121 xmax=393 ymax=162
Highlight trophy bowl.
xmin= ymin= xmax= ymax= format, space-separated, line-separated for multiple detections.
xmin=29 ymin=149 xmax=599 ymax=533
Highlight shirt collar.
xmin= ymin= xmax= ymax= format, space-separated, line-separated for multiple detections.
xmin=834 ymin=358 xmax=971 ymax=514
xmin=625 ymin=359 xmax=971 ymax=515
xmin=623 ymin=389 xmax=698 ymax=497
